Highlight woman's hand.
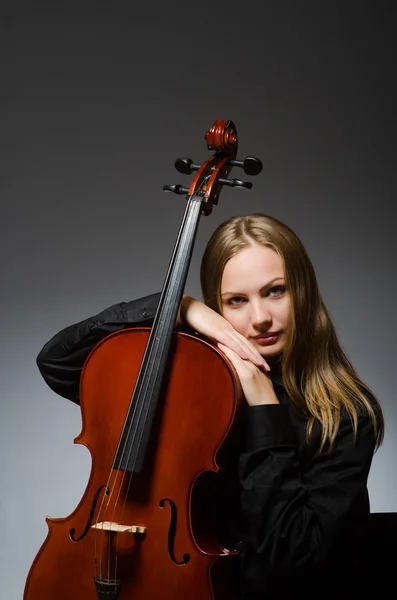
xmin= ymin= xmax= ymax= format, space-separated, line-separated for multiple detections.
xmin=178 ymin=296 xmax=269 ymax=370
xmin=218 ymin=343 xmax=279 ymax=406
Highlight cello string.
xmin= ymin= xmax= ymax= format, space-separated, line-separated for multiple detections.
xmin=101 ymin=179 xmax=210 ymax=584
xmin=106 ymin=191 xmax=206 ymax=584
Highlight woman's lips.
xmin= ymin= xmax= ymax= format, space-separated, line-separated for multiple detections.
xmin=253 ymin=333 xmax=279 ymax=345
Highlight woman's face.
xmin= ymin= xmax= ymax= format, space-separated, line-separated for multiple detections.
xmin=220 ymin=244 xmax=292 ymax=359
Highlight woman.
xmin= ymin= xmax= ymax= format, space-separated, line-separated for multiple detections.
xmin=36 ymin=213 xmax=384 ymax=599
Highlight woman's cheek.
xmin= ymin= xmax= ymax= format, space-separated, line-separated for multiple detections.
xmin=224 ymin=311 xmax=246 ymax=334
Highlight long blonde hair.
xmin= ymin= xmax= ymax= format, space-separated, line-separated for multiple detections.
xmin=200 ymin=213 xmax=384 ymax=451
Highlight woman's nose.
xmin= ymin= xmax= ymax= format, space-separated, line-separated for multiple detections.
xmin=251 ymin=302 xmax=271 ymax=326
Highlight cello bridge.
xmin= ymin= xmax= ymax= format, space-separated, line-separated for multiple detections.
xmin=92 ymin=521 xmax=146 ymax=534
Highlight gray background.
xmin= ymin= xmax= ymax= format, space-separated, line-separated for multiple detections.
xmin=1 ymin=2 xmax=396 ymax=598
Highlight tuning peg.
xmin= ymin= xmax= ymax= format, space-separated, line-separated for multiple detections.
xmin=174 ymin=158 xmax=201 ymax=175
xmin=218 ymin=178 xmax=253 ymax=189
xmin=229 ymin=156 xmax=263 ymax=176
xmin=162 ymin=184 xmax=190 ymax=195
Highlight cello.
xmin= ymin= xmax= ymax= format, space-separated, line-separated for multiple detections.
xmin=24 ymin=119 xmax=263 ymax=599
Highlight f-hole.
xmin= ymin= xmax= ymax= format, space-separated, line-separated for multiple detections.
xmin=159 ymin=498 xmax=190 ymax=565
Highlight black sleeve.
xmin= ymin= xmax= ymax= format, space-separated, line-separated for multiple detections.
xmin=238 ymin=404 xmax=376 ymax=578
xmin=36 ymin=292 xmax=161 ymax=404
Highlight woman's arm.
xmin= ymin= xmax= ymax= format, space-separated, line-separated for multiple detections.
xmin=36 ymin=293 xmax=161 ymax=403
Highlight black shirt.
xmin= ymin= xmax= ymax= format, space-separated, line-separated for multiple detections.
xmin=36 ymin=292 xmax=378 ymax=599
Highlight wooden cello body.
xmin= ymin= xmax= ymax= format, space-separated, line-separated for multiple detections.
xmin=24 ymin=120 xmax=263 ymax=599
xmin=24 ymin=330 xmax=241 ymax=599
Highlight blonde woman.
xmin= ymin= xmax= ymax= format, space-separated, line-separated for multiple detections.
xmin=37 ymin=214 xmax=383 ymax=599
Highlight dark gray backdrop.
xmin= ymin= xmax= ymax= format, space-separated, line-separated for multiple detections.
xmin=1 ymin=3 xmax=396 ymax=598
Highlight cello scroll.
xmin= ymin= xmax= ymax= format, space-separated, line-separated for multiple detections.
xmin=163 ymin=119 xmax=262 ymax=213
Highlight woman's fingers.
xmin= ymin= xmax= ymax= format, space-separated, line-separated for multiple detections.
xmin=235 ymin=332 xmax=269 ymax=368
xmin=218 ymin=332 xmax=270 ymax=371
xmin=217 ymin=343 xmax=278 ymax=406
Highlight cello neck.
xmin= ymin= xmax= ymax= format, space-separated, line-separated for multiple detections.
xmin=114 ymin=195 xmax=203 ymax=473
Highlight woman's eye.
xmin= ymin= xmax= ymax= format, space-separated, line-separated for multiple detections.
xmin=227 ymin=296 xmax=245 ymax=306
xmin=269 ymin=285 xmax=286 ymax=297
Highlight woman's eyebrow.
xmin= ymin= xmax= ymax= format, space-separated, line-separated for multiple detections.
xmin=221 ymin=277 xmax=284 ymax=297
